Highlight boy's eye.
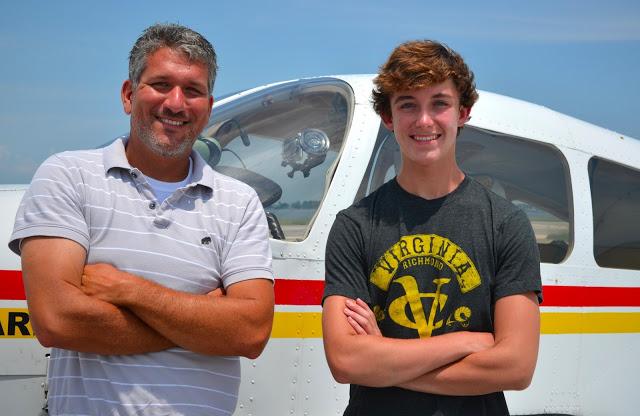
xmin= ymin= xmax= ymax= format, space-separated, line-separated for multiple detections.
xmin=399 ymin=102 xmax=416 ymax=109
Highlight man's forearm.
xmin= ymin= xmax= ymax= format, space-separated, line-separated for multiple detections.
xmin=21 ymin=237 xmax=174 ymax=355
xmin=82 ymin=264 xmax=274 ymax=358
xmin=123 ymin=278 xmax=274 ymax=357
xmin=36 ymin=296 xmax=174 ymax=354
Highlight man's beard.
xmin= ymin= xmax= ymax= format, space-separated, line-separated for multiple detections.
xmin=133 ymin=120 xmax=197 ymax=158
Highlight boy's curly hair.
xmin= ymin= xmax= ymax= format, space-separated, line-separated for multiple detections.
xmin=372 ymin=40 xmax=478 ymax=119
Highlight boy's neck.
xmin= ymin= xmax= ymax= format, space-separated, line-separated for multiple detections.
xmin=396 ymin=162 xmax=465 ymax=200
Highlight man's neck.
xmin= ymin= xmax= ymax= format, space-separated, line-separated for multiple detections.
xmin=125 ymin=137 xmax=191 ymax=182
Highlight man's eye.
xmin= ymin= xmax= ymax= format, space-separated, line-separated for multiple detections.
xmin=152 ymin=82 xmax=170 ymax=90
xmin=399 ymin=102 xmax=416 ymax=109
xmin=434 ymin=100 xmax=449 ymax=108
xmin=186 ymin=88 xmax=206 ymax=97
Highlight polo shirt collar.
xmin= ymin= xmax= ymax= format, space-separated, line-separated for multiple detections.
xmin=102 ymin=136 xmax=216 ymax=191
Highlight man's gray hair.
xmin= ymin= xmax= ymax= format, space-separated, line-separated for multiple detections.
xmin=129 ymin=23 xmax=218 ymax=94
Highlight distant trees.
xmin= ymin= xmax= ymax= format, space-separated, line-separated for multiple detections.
xmin=271 ymin=200 xmax=320 ymax=209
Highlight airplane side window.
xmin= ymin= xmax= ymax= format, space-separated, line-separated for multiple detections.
xmin=195 ymin=79 xmax=353 ymax=242
xmin=589 ymin=157 xmax=640 ymax=270
xmin=356 ymin=124 xmax=573 ymax=264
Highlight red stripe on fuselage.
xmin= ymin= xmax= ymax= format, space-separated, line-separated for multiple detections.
xmin=541 ymin=285 xmax=640 ymax=307
xmin=1 ymin=270 xmax=639 ymax=307
xmin=274 ymin=279 xmax=324 ymax=305
xmin=0 ymin=270 xmax=26 ymax=300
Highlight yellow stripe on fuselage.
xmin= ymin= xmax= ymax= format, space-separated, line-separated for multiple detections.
xmin=540 ymin=312 xmax=640 ymax=334
xmin=271 ymin=312 xmax=323 ymax=338
xmin=2 ymin=310 xmax=639 ymax=339
xmin=271 ymin=311 xmax=640 ymax=338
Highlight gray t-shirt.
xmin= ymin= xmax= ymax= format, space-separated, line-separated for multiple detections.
xmin=10 ymin=139 xmax=274 ymax=416
xmin=324 ymin=177 xmax=541 ymax=416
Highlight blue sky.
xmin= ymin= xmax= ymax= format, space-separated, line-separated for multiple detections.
xmin=1 ymin=0 xmax=639 ymax=183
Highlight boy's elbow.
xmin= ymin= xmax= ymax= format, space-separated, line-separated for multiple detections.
xmin=511 ymin=370 xmax=535 ymax=391
xmin=504 ymin=363 xmax=536 ymax=391
xmin=325 ymin=350 xmax=358 ymax=384
xmin=329 ymin=366 xmax=352 ymax=384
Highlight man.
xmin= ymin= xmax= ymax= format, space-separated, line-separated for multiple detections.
xmin=10 ymin=23 xmax=274 ymax=416
xmin=322 ymin=40 xmax=542 ymax=415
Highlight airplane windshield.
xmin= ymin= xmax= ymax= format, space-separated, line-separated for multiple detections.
xmin=195 ymin=78 xmax=354 ymax=241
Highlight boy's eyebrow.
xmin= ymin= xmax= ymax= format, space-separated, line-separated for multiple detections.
xmin=393 ymin=95 xmax=416 ymax=104
xmin=432 ymin=92 xmax=453 ymax=99
xmin=392 ymin=92 xmax=454 ymax=104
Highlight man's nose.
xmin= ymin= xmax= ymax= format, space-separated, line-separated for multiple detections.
xmin=164 ymin=86 xmax=186 ymax=112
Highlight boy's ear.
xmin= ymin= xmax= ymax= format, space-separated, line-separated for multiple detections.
xmin=382 ymin=113 xmax=394 ymax=131
xmin=458 ymin=106 xmax=471 ymax=126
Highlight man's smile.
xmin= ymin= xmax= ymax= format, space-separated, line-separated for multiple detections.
xmin=158 ymin=116 xmax=188 ymax=127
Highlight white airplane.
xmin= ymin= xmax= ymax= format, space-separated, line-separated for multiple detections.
xmin=1 ymin=74 xmax=639 ymax=415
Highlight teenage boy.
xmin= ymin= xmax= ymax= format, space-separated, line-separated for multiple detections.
xmin=322 ymin=40 xmax=541 ymax=416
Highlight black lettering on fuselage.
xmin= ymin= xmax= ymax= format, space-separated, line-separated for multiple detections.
xmin=8 ymin=312 xmax=30 ymax=336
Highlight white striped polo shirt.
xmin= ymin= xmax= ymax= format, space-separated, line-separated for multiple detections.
xmin=10 ymin=138 xmax=274 ymax=416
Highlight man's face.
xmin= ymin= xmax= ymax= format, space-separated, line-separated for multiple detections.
xmin=383 ymin=79 xmax=470 ymax=171
xmin=121 ymin=47 xmax=213 ymax=158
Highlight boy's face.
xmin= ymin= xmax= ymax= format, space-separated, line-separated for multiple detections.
xmin=383 ymin=79 xmax=470 ymax=172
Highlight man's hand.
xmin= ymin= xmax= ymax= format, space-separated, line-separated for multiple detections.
xmin=81 ymin=263 xmax=137 ymax=305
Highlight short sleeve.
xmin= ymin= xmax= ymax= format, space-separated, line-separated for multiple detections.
xmin=221 ymin=189 xmax=274 ymax=287
xmin=323 ymin=211 xmax=371 ymax=304
xmin=493 ymin=209 xmax=543 ymax=304
xmin=9 ymin=153 xmax=89 ymax=255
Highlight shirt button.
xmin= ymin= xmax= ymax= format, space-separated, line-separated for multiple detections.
xmin=149 ymin=201 xmax=157 ymax=209
xmin=131 ymin=171 xmax=138 ymax=178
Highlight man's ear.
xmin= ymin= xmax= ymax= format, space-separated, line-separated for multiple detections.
xmin=121 ymin=80 xmax=133 ymax=115
xmin=207 ymin=95 xmax=214 ymax=115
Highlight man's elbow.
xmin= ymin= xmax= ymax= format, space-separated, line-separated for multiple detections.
xmin=232 ymin=317 xmax=273 ymax=359
xmin=31 ymin=315 xmax=69 ymax=348
xmin=240 ymin=329 xmax=271 ymax=359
